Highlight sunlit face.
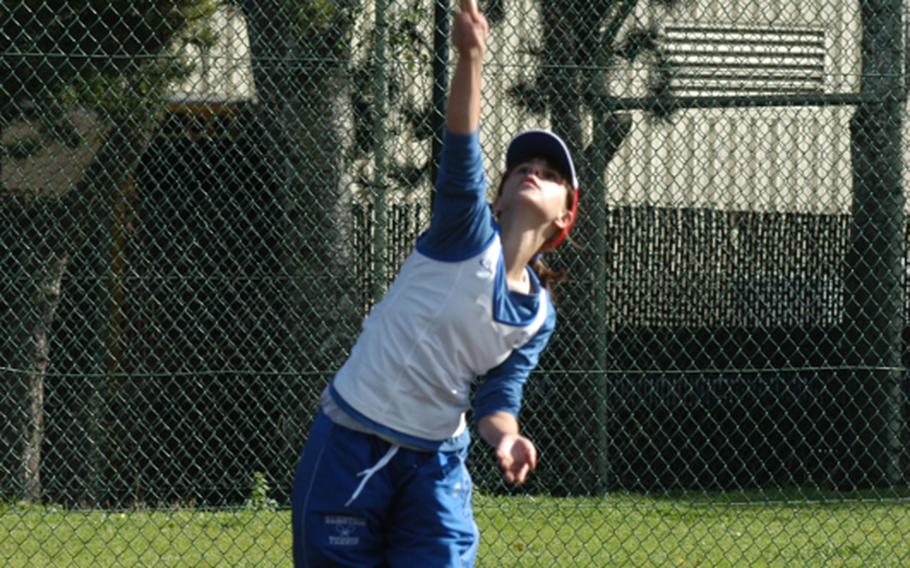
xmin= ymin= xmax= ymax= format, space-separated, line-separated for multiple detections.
xmin=494 ymin=157 xmax=574 ymax=240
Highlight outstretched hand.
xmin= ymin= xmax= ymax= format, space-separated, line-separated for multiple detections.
xmin=452 ymin=0 xmax=489 ymax=58
xmin=496 ymin=432 xmax=538 ymax=485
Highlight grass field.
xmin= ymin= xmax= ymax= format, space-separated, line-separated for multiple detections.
xmin=3 ymin=490 xmax=909 ymax=567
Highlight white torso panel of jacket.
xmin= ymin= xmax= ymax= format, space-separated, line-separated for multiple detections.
xmin=330 ymin=235 xmax=548 ymax=442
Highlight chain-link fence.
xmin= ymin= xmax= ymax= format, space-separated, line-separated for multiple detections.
xmin=3 ymin=0 xmax=910 ymax=565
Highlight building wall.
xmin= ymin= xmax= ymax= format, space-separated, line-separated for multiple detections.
xmin=477 ymin=0 xmax=871 ymax=215
xmin=604 ymin=0 xmax=863 ymax=214
xmin=182 ymin=1 xmax=896 ymax=215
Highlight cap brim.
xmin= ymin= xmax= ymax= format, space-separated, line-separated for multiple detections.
xmin=506 ymin=130 xmax=578 ymax=190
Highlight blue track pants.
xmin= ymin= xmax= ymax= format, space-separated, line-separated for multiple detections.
xmin=291 ymin=411 xmax=479 ymax=567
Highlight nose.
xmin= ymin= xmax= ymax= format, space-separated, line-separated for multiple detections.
xmin=523 ymin=160 xmax=547 ymax=179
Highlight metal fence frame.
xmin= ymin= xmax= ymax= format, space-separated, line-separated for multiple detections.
xmin=3 ymin=0 xmax=909 ymax=565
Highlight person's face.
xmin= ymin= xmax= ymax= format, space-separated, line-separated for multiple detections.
xmin=494 ymin=157 xmax=574 ymax=239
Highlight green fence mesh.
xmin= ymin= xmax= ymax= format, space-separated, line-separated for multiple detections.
xmin=3 ymin=0 xmax=910 ymax=565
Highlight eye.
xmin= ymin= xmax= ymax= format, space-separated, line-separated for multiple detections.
xmin=542 ymin=169 xmax=562 ymax=182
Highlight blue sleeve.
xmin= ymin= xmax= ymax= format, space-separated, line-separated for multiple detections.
xmin=417 ymin=129 xmax=497 ymax=260
xmin=473 ymin=302 xmax=557 ymax=420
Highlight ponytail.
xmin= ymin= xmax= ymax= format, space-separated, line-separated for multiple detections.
xmin=530 ymin=254 xmax=568 ymax=301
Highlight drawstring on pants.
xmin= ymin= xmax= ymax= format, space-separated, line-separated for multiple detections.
xmin=345 ymin=445 xmax=400 ymax=507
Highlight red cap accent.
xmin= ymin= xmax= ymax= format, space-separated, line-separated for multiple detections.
xmin=542 ymin=187 xmax=579 ymax=250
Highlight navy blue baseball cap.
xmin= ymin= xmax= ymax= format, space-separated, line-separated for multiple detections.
xmin=505 ymin=129 xmax=578 ymax=190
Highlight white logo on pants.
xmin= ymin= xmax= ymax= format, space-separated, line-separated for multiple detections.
xmin=325 ymin=515 xmax=365 ymax=546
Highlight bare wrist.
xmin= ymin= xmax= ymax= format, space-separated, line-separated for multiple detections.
xmin=457 ymin=48 xmax=486 ymax=63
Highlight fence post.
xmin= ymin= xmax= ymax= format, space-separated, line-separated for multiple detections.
xmin=841 ymin=0 xmax=905 ymax=488
xmin=431 ymin=0 xmax=450 ymax=194
xmin=589 ymin=111 xmax=611 ymax=494
xmin=87 ymin=196 xmax=112 ymax=506
xmin=371 ymin=0 xmax=390 ymax=302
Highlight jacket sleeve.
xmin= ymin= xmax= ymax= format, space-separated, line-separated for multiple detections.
xmin=417 ymin=129 xmax=497 ymax=260
xmin=473 ymin=303 xmax=556 ymax=419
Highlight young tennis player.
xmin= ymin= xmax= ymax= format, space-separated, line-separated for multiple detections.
xmin=291 ymin=0 xmax=579 ymax=565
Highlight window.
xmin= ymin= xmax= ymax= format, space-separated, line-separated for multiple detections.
xmin=661 ymin=24 xmax=826 ymax=96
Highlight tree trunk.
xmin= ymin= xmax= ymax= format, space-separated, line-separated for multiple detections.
xmin=241 ymin=1 xmax=361 ymax=452
xmin=540 ymin=0 xmax=585 ymax=153
xmin=6 ymin=200 xmax=69 ymax=503
xmin=284 ymin=45 xmax=360 ymax=374
xmin=68 ymin=113 xmax=158 ymax=506
xmin=4 ymin=109 xmax=157 ymax=504
xmin=19 ymin=251 xmax=67 ymax=503
xmin=537 ymin=0 xmax=618 ymax=495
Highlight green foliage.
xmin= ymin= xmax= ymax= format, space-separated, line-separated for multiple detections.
xmin=288 ymin=0 xmax=362 ymax=58
xmin=3 ymin=137 xmax=43 ymax=161
xmin=616 ymin=28 xmax=659 ymax=62
xmin=244 ymin=472 xmax=278 ymax=511
xmin=507 ymin=81 xmax=550 ymax=119
xmin=3 ymin=0 xmax=218 ymax=136
xmin=507 ymin=0 xmax=681 ymax=123
xmin=389 ymin=0 xmax=430 ymax=69
xmin=348 ymin=0 xmax=433 ymax=186
xmin=292 ymin=0 xmax=339 ymax=25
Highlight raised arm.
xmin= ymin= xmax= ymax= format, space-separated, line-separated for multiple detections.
xmin=447 ymin=0 xmax=488 ymax=134
xmin=417 ymin=0 xmax=493 ymax=258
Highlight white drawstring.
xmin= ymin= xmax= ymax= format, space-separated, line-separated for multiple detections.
xmin=345 ymin=445 xmax=400 ymax=507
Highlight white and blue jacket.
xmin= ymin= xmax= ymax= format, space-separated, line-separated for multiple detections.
xmin=323 ymin=129 xmax=557 ymax=452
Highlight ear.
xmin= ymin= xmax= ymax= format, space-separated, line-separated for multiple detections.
xmin=491 ymin=195 xmax=502 ymax=216
xmin=542 ymin=209 xmax=572 ymax=243
xmin=552 ymin=207 xmax=574 ymax=231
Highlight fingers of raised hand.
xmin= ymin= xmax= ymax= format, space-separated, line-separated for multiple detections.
xmin=459 ymin=0 xmax=479 ymax=16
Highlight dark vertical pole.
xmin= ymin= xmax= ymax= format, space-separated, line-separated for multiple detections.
xmin=589 ymin=109 xmax=611 ymax=494
xmin=372 ymin=0 xmax=390 ymax=301
xmin=431 ymin=0 xmax=450 ymax=207
xmin=841 ymin=0 xmax=904 ymax=488
xmin=88 ymin=199 xmax=112 ymax=506
xmin=586 ymin=28 xmax=629 ymax=495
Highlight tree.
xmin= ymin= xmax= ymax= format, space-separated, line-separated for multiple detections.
xmin=236 ymin=1 xmax=364 ymax=457
xmin=237 ymin=2 xmax=438 ymax=462
xmin=2 ymin=0 xmax=216 ymax=503
xmin=502 ymin=0 xmax=679 ymax=494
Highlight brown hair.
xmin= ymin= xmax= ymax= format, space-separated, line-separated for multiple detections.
xmin=494 ymin=163 xmax=573 ymax=299
xmin=530 ymin=255 xmax=568 ymax=299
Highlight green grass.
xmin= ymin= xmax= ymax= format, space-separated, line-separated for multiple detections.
xmin=476 ymin=490 xmax=910 ymax=567
xmin=0 ymin=504 xmax=289 ymax=567
xmin=2 ymin=491 xmax=910 ymax=567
